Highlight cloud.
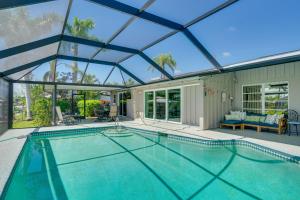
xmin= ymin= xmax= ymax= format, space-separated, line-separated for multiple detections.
xmin=222 ymin=52 xmax=231 ymax=57
xmin=227 ymin=26 xmax=237 ymax=32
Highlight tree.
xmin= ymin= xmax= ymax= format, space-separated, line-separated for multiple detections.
xmin=125 ymin=78 xmax=136 ymax=86
xmin=148 ymin=53 xmax=177 ymax=79
xmin=0 ymin=8 xmax=63 ymax=120
xmin=43 ymin=60 xmax=56 ymax=82
xmin=64 ymin=17 xmax=97 ymax=83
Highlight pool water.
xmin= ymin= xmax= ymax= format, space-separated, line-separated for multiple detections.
xmin=2 ymin=127 xmax=300 ymax=200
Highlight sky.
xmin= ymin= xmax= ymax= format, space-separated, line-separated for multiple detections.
xmin=2 ymin=0 xmax=300 ymax=86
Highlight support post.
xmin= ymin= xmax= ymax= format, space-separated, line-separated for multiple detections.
xmin=8 ymin=81 xmax=13 ymax=129
xmin=52 ymin=84 xmax=57 ymax=125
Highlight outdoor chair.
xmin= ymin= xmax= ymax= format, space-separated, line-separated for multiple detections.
xmin=109 ymin=104 xmax=118 ymax=121
xmin=94 ymin=105 xmax=109 ymax=121
xmin=56 ymin=106 xmax=77 ymax=125
xmin=284 ymin=109 xmax=300 ymax=136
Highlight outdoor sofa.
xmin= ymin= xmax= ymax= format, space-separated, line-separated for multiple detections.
xmin=220 ymin=111 xmax=286 ymax=134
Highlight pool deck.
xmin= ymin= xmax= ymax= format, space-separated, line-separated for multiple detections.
xmin=1 ymin=119 xmax=300 ymax=194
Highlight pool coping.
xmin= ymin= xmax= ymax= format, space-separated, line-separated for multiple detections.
xmin=1 ymin=125 xmax=300 ymax=199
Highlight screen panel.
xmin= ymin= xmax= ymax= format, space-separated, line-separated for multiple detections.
xmin=83 ymin=63 xmax=114 ymax=84
xmin=0 ymin=43 xmax=58 ymax=72
xmin=8 ymin=66 xmax=37 ymax=80
xmin=105 ymin=67 xmax=125 ymax=85
xmin=59 ymin=41 xmax=99 ymax=59
xmin=94 ymin=49 xmax=133 ymax=63
xmin=65 ymin=0 xmax=132 ymax=43
xmin=120 ymin=71 xmax=139 ymax=87
xmin=55 ymin=59 xmax=87 ymax=83
xmin=144 ymin=32 xmax=213 ymax=77
xmin=0 ymin=0 xmax=68 ymax=50
xmin=110 ymin=18 xmax=172 ymax=49
xmin=120 ymin=55 xmax=163 ymax=82
xmin=189 ymin=0 xmax=300 ymax=66
xmin=116 ymin=0 xmax=149 ymax=9
xmin=146 ymin=0 xmax=226 ymax=25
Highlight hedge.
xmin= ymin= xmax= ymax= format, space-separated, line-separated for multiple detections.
xmin=77 ymin=100 xmax=102 ymax=117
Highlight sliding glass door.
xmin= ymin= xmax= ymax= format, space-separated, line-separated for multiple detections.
xmin=145 ymin=88 xmax=181 ymax=122
xmin=155 ymin=90 xmax=166 ymax=120
xmin=168 ymin=89 xmax=181 ymax=122
xmin=145 ymin=91 xmax=154 ymax=118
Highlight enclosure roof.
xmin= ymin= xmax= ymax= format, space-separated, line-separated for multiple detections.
xmin=1 ymin=0 xmax=300 ymax=88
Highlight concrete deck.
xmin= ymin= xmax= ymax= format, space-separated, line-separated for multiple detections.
xmin=1 ymin=119 xmax=300 ymax=194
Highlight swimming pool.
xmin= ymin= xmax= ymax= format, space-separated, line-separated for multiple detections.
xmin=2 ymin=126 xmax=300 ymax=200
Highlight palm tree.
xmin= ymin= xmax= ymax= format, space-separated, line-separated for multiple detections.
xmin=125 ymin=78 xmax=136 ymax=86
xmin=43 ymin=60 xmax=56 ymax=82
xmin=0 ymin=7 xmax=63 ymax=120
xmin=148 ymin=53 xmax=177 ymax=79
xmin=64 ymin=17 xmax=97 ymax=83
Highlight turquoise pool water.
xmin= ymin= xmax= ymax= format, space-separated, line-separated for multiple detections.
xmin=2 ymin=127 xmax=300 ymax=200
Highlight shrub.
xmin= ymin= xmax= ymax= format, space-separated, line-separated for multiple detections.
xmin=33 ymin=99 xmax=51 ymax=127
xmin=77 ymin=100 xmax=102 ymax=117
xmin=57 ymin=99 xmax=71 ymax=113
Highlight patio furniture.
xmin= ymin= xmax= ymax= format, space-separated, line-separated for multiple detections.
xmin=56 ymin=106 xmax=77 ymax=125
xmin=285 ymin=109 xmax=300 ymax=136
xmin=220 ymin=112 xmax=286 ymax=134
xmin=94 ymin=105 xmax=109 ymax=121
xmin=109 ymin=104 xmax=118 ymax=121
xmin=220 ymin=121 xmax=242 ymax=130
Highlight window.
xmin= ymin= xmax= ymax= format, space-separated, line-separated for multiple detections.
xmin=264 ymin=83 xmax=288 ymax=114
xmin=242 ymin=82 xmax=288 ymax=114
xmin=242 ymin=85 xmax=262 ymax=114
xmin=145 ymin=91 xmax=154 ymax=118
xmin=144 ymin=88 xmax=181 ymax=122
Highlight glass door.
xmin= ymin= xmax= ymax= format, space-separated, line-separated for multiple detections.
xmin=168 ymin=89 xmax=181 ymax=122
xmin=155 ymin=90 xmax=166 ymax=120
xmin=145 ymin=91 xmax=154 ymax=118
xmin=118 ymin=91 xmax=131 ymax=116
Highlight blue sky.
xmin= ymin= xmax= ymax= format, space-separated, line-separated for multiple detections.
xmin=4 ymin=0 xmax=300 ymax=85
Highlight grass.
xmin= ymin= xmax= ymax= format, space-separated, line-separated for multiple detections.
xmin=13 ymin=113 xmax=37 ymax=128
xmin=13 ymin=120 xmax=36 ymax=128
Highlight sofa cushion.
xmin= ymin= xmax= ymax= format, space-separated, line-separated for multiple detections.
xmin=243 ymin=121 xmax=260 ymax=126
xmin=260 ymin=122 xmax=278 ymax=128
xmin=245 ymin=115 xmax=261 ymax=123
xmin=223 ymin=120 xmax=242 ymax=125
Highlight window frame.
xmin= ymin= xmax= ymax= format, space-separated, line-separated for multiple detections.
xmin=242 ymin=81 xmax=289 ymax=114
xmin=144 ymin=86 xmax=183 ymax=124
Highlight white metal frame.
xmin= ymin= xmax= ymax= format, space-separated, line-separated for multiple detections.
xmin=242 ymin=81 xmax=289 ymax=114
xmin=144 ymin=86 xmax=183 ymax=124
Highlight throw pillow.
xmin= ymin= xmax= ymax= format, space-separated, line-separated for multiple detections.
xmin=245 ymin=115 xmax=260 ymax=122
xmin=275 ymin=114 xmax=284 ymax=124
xmin=265 ymin=114 xmax=277 ymax=124
xmin=230 ymin=111 xmax=246 ymax=120
xmin=259 ymin=116 xmax=266 ymax=123
xmin=225 ymin=114 xmax=241 ymax=121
